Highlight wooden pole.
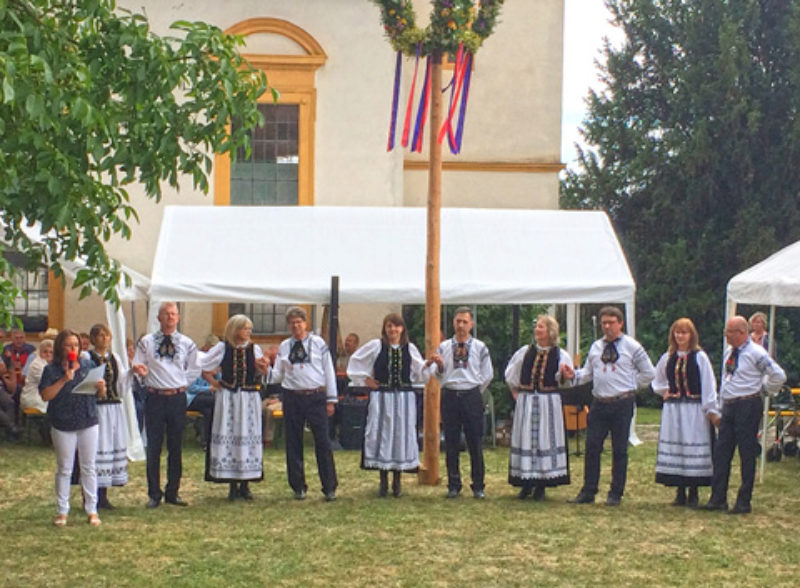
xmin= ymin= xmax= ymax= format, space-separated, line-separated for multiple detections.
xmin=419 ymin=52 xmax=443 ymax=485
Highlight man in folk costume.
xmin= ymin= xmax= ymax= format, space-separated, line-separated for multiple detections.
xmin=505 ymin=315 xmax=574 ymax=501
xmin=704 ymin=316 xmax=785 ymax=514
xmin=269 ymin=307 xmax=338 ymax=501
xmin=562 ymin=306 xmax=655 ymax=506
xmin=427 ymin=307 xmax=493 ymax=499
xmin=132 ymin=302 xmax=200 ymax=508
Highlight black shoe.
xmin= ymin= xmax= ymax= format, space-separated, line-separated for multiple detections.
xmin=228 ymin=483 xmax=238 ymax=502
xmin=324 ymin=491 xmax=337 ymax=502
xmin=378 ymin=471 xmax=389 ymax=498
xmin=145 ymin=498 xmax=160 ymax=509
xmin=518 ymin=487 xmax=532 ymax=500
xmin=672 ymin=487 xmax=686 ymax=506
xmin=728 ymin=503 xmax=751 ymax=515
xmin=568 ymin=492 xmax=595 ymax=504
xmin=165 ymin=496 xmax=188 ymax=507
xmin=473 ymin=489 xmax=486 ymax=499
xmin=239 ymin=482 xmax=253 ymax=501
xmin=605 ymin=494 xmax=622 ymax=507
xmin=446 ymin=488 xmax=461 ymax=499
xmin=98 ymin=497 xmax=114 ymax=510
xmin=293 ymin=489 xmax=307 ymax=501
xmin=703 ymin=501 xmax=729 ymax=512
xmin=532 ymin=486 xmax=546 ymax=502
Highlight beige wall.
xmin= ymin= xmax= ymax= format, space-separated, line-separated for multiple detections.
xmin=65 ymin=0 xmax=564 ymax=340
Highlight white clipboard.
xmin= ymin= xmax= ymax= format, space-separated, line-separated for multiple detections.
xmin=71 ymin=365 xmax=107 ymax=395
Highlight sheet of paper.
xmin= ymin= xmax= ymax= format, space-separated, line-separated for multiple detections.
xmin=71 ymin=365 xmax=107 ymax=395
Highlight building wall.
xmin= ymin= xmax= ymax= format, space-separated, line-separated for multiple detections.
xmin=61 ymin=0 xmax=565 ymax=343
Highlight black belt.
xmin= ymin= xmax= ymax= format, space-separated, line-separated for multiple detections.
xmin=443 ymin=386 xmax=480 ymax=396
xmin=724 ymin=392 xmax=762 ymax=403
xmin=287 ymin=387 xmax=324 ymax=396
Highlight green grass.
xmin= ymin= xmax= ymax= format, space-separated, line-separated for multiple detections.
xmin=2 ymin=423 xmax=800 ymax=587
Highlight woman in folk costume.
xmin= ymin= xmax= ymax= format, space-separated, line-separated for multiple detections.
xmin=199 ymin=315 xmax=268 ymax=500
xmin=347 ymin=313 xmax=426 ymax=497
xmin=505 ymin=315 xmax=574 ymax=500
xmin=88 ymin=324 xmax=131 ymax=510
xmin=652 ymin=318 xmax=719 ymax=507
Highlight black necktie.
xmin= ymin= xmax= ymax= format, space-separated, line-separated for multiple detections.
xmin=601 ymin=340 xmax=619 ymax=364
xmin=157 ymin=334 xmax=175 ymax=359
xmin=289 ymin=340 xmax=308 ymax=364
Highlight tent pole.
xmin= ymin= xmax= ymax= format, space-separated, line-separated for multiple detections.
xmin=329 ymin=276 xmax=339 ymax=365
xmin=759 ymin=304 xmax=777 ymax=484
xmin=512 ymin=305 xmax=520 ymax=351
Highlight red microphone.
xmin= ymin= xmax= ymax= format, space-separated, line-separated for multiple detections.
xmin=67 ymin=350 xmax=78 ymax=364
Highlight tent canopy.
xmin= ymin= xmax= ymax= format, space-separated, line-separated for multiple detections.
xmin=727 ymin=239 xmax=800 ymax=308
xmin=150 ymin=206 xmax=636 ymax=309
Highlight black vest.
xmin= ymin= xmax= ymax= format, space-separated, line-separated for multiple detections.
xmin=665 ymin=351 xmax=701 ymax=400
xmin=519 ymin=345 xmax=560 ymax=390
xmin=90 ymin=351 xmax=120 ymax=404
xmin=373 ymin=343 xmax=412 ymax=389
xmin=220 ymin=343 xmax=261 ymax=392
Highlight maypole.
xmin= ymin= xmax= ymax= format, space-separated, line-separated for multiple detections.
xmin=371 ymin=0 xmax=504 ymax=485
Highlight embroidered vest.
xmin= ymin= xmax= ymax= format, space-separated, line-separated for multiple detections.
xmin=220 ymin=343 xmax=261 ymax=391
xmin=519 ymin=345 xmax=560 ymax=391
xmin=89 ymin=350 xmax=120 ymax=404
xmin=665 ymin=351 xmax=701 ymax=400
xmin=373 ymin=343 xmax=412 ymax=389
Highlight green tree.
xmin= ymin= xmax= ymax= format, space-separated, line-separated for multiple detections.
xmin=0 ymin=0 xmax=270 ymax=326
xmin=561 ymin=0 xmax=800 ymax=377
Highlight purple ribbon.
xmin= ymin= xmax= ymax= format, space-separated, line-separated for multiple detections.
xmin=387 ymin=50 xmax=402 ymax=151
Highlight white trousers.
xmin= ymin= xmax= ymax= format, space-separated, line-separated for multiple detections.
xmin=52 ymin=425 xmax=99 ymax=515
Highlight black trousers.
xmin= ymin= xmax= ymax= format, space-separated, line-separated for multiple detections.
xmin=581 ymin=395 xmax=635 ymax=498
xmin=442 ymin=387 xmax=485 ymax=492
xmin=710 ymin=396 xmax=762 ymax=507
xmin=145 ymin=392 xmax=186 ymax=501
xmin=283 ymin=390 xmax=337 ymax=494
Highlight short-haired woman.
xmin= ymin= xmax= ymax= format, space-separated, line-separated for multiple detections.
xmin=198 ymin=315 xmax=268 ymax=500
xmin=505 ymin=315 xmax=574 ymax=501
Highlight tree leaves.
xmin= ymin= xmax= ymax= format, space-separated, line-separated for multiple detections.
xmin=0 ymin=0 xmax=269 ymax=328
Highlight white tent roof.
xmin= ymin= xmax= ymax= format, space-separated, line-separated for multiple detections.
xmin=150 ymin=206 xmax=635 ymax=308
xmin=727 ymin=239 xmax=800 ymax=307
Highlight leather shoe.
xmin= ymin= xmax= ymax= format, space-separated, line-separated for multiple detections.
xmin=324 ymin=491 xmax=337 ymax=502
xmin=518 ymin=487 xmax=532 ymax=500
xmin=165 ymin=496 xmax=188 ymax=507
xmin=728 ymin=503 xmax=751 ymax=515
xmin=568 ymin=492 xmax=595 ymax=504
xmin=473 ymin=490 xmax=486 ymax=499
xmin=605 ymin=494 xmax=622 ymax=507
xmin=446 ymin=488 xmax=461 ymax=499
xmin=532 ymin=486 xmax=546 ymax=502
xmin=703 ymin=501 xmax=728 ymax=512
xmin=239 ymin=483 xmax=253 ymax=501
xmin=145 ymin=498 xmax=160 ymax=509
xmin=293 ymin=489 xmax=307 ymax=501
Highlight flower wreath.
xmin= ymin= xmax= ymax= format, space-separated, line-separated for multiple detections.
xmin=372 ymin=0 xmax=504 ymax=55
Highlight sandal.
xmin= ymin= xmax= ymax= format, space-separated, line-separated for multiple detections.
xmin=87 ymin=513 xmax=101 ymax=527
xmin=53 ymin=514 xmax=68 ymax=527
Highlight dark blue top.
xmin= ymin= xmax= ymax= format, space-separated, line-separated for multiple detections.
xmin=40 ymin=359 xmax=99 ymax=432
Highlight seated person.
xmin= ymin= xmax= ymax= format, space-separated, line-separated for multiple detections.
xmin=186 ymin=335 xmax=220 ymax=448
xmin=0 ymin=360 xmax=20 ymax=441
xmin=260 ymin=345 xmax=282 ymax=448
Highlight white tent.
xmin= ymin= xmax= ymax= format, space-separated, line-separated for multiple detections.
xmin=726 ymin=239 xmax=800 ymax=480
xmin=150 ymin=205 xmax=637 ymax=329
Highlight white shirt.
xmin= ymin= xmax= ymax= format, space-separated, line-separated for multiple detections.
xmin=719 ymin=338 xmax=786 ymax=401
xmin=574 ymin=334 xmax=655 ymax=399
xmin=347 ymin=339 xmax=426 ymax=387
xmin=505 ymin=345 xmax=573 ymax=391
xmin=652 ymin=349 xmax=719 ymax=417
xmin=427 ymin=337 xmax=493 ymax=392
xmin=270 ymin=333 xmax=338 ymax=402
xmin=198 ymin=341 xmax=264 ymax=371
xmin=133 ymin=330 xmax=199 ymax=390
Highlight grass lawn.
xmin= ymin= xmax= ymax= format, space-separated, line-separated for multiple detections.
xmin=2 ymin=414 xmax=800 ymax=587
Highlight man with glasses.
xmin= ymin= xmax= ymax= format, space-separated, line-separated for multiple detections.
xmin=705 ymin=315 xmax=785 ymax=514
xmin=561 ymin=306 xmax=655 ymax=506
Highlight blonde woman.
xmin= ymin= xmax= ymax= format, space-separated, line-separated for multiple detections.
xmin=651 ymin=318 xmax=719 ymax=507
xmin=198 ymin=315 xmax=268 ymax=500
xmin=505 ymin=315 xmax=573 ymax=501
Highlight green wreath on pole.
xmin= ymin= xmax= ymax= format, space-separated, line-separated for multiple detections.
xmin=372 ymin=0 xmax=504 ymax=55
